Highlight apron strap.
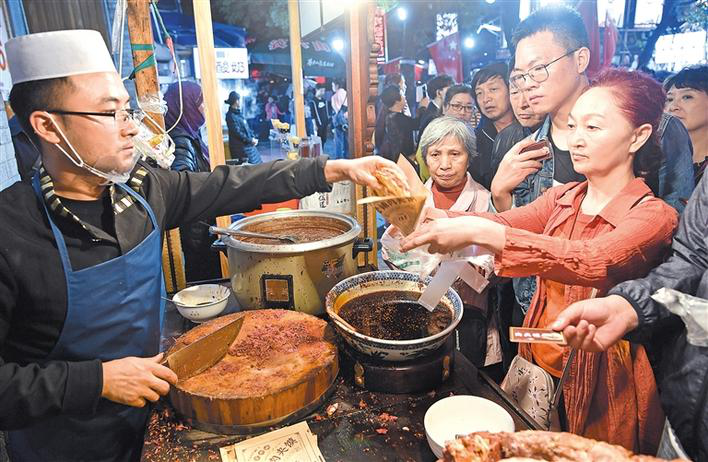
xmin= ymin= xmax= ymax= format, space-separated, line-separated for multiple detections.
xmin=32 ymin=174 xmax=74 ymax=272
xmin=31 ymin=174 xmax=162 ymax=272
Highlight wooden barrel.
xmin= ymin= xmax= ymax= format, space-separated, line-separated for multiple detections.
xmin=167 ymin=310 xmax=338 ymax=433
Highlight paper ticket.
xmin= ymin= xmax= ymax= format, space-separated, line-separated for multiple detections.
xmin=222 ymin=421 xmax=324 ymax=462
xmin=357 ymin=195 xmax=426 ymax=236
xmin=509 ymin=327 xmax=567 ymax=345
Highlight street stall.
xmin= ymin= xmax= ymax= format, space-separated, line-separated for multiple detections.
xmin=116 ymin=2 xmax=688 ymax=462
xmin=141 ymin=290 xmax=540 ymax=462
xmin=118 ymin=3 xmax=535 ymax=460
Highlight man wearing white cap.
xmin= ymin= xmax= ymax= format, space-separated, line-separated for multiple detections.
xmin=0 ymin=30 xmax=403 ymax=461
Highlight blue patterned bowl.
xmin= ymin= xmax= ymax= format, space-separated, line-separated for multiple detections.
xmin=325 ymin=270 xmax=463 ymax=362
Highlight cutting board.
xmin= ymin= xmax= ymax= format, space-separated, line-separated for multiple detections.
xmin=167 ymin=310 xmax=338 ymax=434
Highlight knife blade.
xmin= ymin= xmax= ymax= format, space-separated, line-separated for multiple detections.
xmin=162 ymin=316 xmax=244 ymax=380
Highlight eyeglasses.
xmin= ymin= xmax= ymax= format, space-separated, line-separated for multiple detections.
xmin=46 ymin=108 xmax=146 ymax=125
xmin=448 ymin=103 xmax=475 ymax=113
xmin=509 ymin=49 xmax=578 ymax=88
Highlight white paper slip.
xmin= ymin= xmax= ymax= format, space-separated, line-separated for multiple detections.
xmin=224 ymin=421 xmax=325 ymax=462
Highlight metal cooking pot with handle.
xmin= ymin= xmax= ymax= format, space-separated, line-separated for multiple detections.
xmin=212 ymin=210 xmax=372 ymax=315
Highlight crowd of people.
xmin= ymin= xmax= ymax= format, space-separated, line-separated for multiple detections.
xmin=376 ymin=5 xmax=707 ymax=461
xmin=0 ymin=4 xmax=705 ymax=462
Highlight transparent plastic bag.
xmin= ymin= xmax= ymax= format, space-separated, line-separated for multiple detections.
xmin=652 ymin=287 xmax=708 ymax=347
xmin=133 ymin=120 xmax=175 ymax=169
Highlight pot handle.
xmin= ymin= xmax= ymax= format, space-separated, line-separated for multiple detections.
xmin=211 ymin=238 xmax=227 ymax=255
xmin=352 ymin=238 xmax=374 ymax=259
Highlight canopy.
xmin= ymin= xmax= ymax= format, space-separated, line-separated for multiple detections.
xmin=156 ymin=11 xmax=247 ymax=48
xmin=248 ymin=39 xmax=345 ymax=78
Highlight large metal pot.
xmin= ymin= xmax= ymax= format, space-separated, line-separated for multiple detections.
xmin=326 ymin=271 xmax=463 ymax=361
xmin=213 ymin=210 xmax=372 ymax=315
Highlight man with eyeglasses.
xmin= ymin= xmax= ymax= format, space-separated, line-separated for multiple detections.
xmin=0 ymin=30 xmax=407 ymax=462
xmin=489 ymin=6 xmax=694 ymax=325
xmin=470 ymin=62 xmax=515 ymax=190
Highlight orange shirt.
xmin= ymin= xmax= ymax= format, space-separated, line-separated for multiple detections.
xmin=531 ymin=209 xmax=595 ymax=378
xmin=450 ymin=178 xmax=678 ymax=454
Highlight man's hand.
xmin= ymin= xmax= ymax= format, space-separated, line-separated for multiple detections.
xmin=324 ymin=156 xmax=407 ymax=191
xmin=551 ymin=295 xmax=639 ymax=352
xmin=101 ymin=353 xmax=178 ymax=408
xmin=490 ymin=138 xmax=547 ymax=212
xmin=252 ymin=138 xmax=259 ymax=146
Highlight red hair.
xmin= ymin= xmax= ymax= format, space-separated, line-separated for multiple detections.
xmin=585 ymin=68 xmax=666 ymax=192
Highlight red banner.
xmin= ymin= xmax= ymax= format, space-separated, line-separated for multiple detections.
xmin=382 ymin=58 xmax=401 ymax=76
xmin=577 ymin=0 xmax=601 ymax=77
xmin=602 ymin=18 xmax=618 ymax=69
xmin=374 ymin=7 xmax=387 ymax=64
xmin=427 ymin=31 xmax=462 ymax=83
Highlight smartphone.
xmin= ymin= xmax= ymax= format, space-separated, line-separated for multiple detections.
xmin=519 ymin=138 xmax=552 ymax=161
xmin=416 ymin=84 xmax=427 ymax=102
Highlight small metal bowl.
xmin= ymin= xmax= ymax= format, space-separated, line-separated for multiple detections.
xmin=172 ymin=284 xmax=230 ymax=323
xmin=325 ymin=271 xmax=463 ymax=362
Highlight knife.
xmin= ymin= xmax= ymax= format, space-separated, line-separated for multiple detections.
xmin=161 ymin=316 xmax=244 ymax=380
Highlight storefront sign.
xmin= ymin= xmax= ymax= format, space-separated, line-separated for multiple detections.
xmin=193 ymin=47 xmax=249 ymax=79
xmin=373 ymin=7 xmax=387 ymax=64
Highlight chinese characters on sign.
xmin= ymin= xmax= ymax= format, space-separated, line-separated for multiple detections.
xmin=193 ymin=47 xmax=249 ymax=80
xmin=373 ymin=7 xmax=387 ymax=64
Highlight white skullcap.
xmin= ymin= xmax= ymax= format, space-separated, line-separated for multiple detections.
xmin=7 ymin=29 xmax=117 ymax=85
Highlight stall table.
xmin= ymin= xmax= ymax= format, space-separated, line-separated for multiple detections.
xmin=142 ymin=292 xmax=539 ymax=462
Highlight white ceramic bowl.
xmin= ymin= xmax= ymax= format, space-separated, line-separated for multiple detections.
xmin=424 ymin=395 xmax=515 ymax=458
xmin=172 ymin=284 xmax=230 ymax=323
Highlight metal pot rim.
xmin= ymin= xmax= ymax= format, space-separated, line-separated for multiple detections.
xmin=325 ymin=270 xmax=464 ymax=347
xmin=223 ymin=210 xmax=361 ymax=254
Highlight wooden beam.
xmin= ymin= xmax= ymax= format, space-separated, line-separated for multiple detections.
xmin=288 ymin=0 xmax=306 ymax=138
xmin=346 ymin=2 xmax=378 ymax=268
xmin=193 ymin=0 xmax=230 ymax=278
xmin=126 ymin=0 xmax=186 ymax=293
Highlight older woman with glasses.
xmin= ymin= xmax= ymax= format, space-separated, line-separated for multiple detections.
xmin=382 ymin=116 xmax=501 ymax=369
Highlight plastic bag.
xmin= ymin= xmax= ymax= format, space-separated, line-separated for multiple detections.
xmin=652 ymin=287 xmax=708 ymax=347
xmin=133 ymin=120 xmax=175 ymax=169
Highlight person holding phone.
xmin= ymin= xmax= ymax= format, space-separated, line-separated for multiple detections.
xmin=419 ymin=74 xmax=455 ymax=135
xmin=489 ymin=5 xmax=694 ymax=322
xmin=401 ymin=68 xmax=677 ymax=454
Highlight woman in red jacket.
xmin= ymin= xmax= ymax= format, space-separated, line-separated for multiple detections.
xmin=401 ymin=69 xmax=678 ymax=454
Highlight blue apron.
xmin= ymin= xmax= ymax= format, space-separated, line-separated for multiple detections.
xmin=7 ymin=176 xmax=165 ymax=462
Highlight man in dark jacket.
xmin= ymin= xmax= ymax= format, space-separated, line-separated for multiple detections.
xmin=0 ymin=29 xmax=407 ymax=462
xmin=225 ymin=91 xmax=262 ymax=164
xmin=554 ymin=174 xmax=708 ymax=461
xmin=419 ymin=74 xmax=454 ymax=136
xmin=310 ymin=84 xmax=331 ymax=145
xmin=470 ymin=62 xmax=515 ymax=190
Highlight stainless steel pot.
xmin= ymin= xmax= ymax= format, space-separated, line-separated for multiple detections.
xmin=213 ymin=210 xmax=372 ymax=315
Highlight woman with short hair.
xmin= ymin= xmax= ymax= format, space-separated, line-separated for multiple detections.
xmin=664 ymin=65 xmax=708 ymax=182
xmin=382 ymin=116 xmax=500 ymax=368
xmin=375 ymin=85 xmax=419 ymax=164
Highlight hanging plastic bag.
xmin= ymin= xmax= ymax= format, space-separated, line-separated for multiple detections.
xmin=132 ymin=93 xmax=176 ymax=169
xmin=652 ymin=287 xmax=708 ymax=347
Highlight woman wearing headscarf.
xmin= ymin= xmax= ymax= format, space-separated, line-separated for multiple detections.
xmin=165 ymin=81 xmax=210 ymax=173
xmin=164 ymin=81 xmax=221 ymax=281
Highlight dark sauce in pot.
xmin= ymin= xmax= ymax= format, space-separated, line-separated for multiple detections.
xmin=337 ymin=291 xmax=452 ymax=341
xmin=237 ymin=217 xmax=346 ymax=244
